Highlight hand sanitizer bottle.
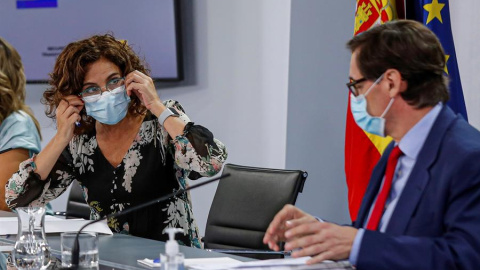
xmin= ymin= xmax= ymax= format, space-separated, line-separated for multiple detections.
xmin=160 ymin=228 xmax=185 ymax=270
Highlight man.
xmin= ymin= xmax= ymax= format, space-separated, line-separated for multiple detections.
xmin=263 ymin=20 xmax=480 ymax=270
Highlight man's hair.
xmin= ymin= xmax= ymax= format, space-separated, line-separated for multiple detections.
xmin=42 ymin=34 xmax=150 ymax=134
xmin=347 ymin=20 xmax=449 ymax=108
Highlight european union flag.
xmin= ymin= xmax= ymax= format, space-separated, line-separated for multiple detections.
xmin=407 ymin=0 xmax=468 ymax=121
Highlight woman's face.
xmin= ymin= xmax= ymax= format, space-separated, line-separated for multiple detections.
xmin=82 ymin=57 xmax=122 ymax=95
xmin=81 ymin=57 xmax=131 ymax=125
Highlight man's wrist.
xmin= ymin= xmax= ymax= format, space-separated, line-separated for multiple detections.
xmin=349 ymin=228 xmax=364 ymax=266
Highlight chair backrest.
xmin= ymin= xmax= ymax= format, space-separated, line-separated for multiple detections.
xmin=65 ymin=180 xmax=91 ymax=219
xmin=204 ymin=163 xmax=307 ymax=253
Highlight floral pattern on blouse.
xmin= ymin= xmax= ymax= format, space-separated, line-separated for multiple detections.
xmin=5 ymin=100 xmax=227 ymax=248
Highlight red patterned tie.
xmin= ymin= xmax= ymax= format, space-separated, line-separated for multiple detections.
xmin=366 ymin=146 xmax=403 ymax=231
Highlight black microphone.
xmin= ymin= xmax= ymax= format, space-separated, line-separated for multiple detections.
xmin=69 ymin=173 xmax=230 ymax=269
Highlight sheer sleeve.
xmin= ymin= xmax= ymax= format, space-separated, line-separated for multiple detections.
xmin=5 ymin=147 xmax=78 ymax=209
xmin=160 ymin=100 xmax=228 ymax=180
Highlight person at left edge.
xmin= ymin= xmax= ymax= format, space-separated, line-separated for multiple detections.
xmin=0 ymin=36 xmax=43 ymax=270
xmin=0 ymin=37 xmax=41 ymax=212
xmin=5 ymin=34 xmax=228 ymax=248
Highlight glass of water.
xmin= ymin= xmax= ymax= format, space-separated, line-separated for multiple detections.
xmin=61 ymin=232 xmax=99 ymax=269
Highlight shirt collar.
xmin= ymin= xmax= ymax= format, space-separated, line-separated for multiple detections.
xmin=398 ymin=103 xmax=443 ymax=159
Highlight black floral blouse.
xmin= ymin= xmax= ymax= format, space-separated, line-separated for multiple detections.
xmin=6 ymin=100 xmax=228 ymax=248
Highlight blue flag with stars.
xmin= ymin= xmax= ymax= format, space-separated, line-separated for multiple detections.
xmin=407 ymin=0 xmax=468 ymax=121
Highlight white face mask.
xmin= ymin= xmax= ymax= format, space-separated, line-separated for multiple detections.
xmin=350 ymin=74 xmax=394 ymax=137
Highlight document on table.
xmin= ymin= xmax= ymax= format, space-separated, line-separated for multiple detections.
xmin=137 ymin=257 xmax=242 ymax=268
xmin=187 ymin=256 xmax=311 ymax=270
xmin=0 ymin=215 xmax=112 ymax=235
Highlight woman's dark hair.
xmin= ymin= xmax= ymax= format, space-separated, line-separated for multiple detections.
xmin=43 ymin=34 xmax=150 ymax=134
xmin=347 ymin=20 xmax=449 ymax=108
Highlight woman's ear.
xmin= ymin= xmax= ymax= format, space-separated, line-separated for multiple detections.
xmin=384 ymin=69 xmax=407 ymax=98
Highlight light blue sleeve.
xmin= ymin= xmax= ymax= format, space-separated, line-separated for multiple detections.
xmin=0 ymin=111 xmax=41 ymax=156
xmin=349 ymin=228 xmax=365 ymax=266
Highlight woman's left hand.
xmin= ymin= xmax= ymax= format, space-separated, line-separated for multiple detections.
xmin=125 ymin=70 xmax=165 ymax=116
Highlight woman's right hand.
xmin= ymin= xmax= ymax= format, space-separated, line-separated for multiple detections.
xmin=55 ymin=96 xmax=83 ymax=145
xmin=33 ymin=95 xmax=84 ymax=181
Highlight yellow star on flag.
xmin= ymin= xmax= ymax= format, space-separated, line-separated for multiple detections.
xmin=444 ymin=54 xmax=450 ymax=74
xmin=423 ymin=0 xmax=445 ymax=24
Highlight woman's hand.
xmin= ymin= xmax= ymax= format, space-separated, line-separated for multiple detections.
xmin=55 ymin=95 xmax=83 ymax=146
xmin=32 ymin=95 xmax=83 ymax=180
xmin=125 ymin=70 xmax=164 ymax=117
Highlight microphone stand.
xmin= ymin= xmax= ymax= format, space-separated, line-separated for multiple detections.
xmin=69 ymin=173 xmax=230 ymax=269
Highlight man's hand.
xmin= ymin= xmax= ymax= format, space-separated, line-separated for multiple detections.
xmin=284 ymin=221 xmax=357 ymax=264
xmin=263 ymin=204 xmax=357 ymax=265
xmin=263 ymin=204 xmax=317 ymax=251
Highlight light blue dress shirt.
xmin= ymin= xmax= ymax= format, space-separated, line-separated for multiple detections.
xmin=349 ymin=103 xmax=443 ymax=265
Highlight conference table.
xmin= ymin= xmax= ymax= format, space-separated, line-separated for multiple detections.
xmin=0 ymin=210 xmax=353 ymax=270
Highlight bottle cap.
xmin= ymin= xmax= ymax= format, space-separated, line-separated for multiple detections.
xmin=165 ymin=228 xmax=184 ymax=257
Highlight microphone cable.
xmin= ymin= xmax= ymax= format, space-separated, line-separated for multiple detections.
xmin=69 ymin=173 xmax=230 ymax=269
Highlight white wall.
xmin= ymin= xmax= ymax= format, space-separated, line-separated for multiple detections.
xmin=285 ymin=0 xmax=355 ymax=225
xmin=450 ymin=0 xmax=480 ymax=129
xmin=159 ymin=0 xmax=291 ymax=235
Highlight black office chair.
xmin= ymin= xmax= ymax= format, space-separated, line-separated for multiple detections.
xmin=55 ymin=180 xmax=91 ymax=219
xmin=203 ymin=163 xmax=308 ymax=259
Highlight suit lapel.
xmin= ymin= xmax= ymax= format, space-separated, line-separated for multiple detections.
xmin=385 ymin=106 xmax=457 ymax=234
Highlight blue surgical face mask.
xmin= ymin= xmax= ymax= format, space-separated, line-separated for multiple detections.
xmin=350 ymin=75 xmax=394 ymax=137
xmin=83 ymin=85 xmax=130 ymax=125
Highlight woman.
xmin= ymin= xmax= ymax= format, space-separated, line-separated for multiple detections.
xmin=5 ymin=34 xmax=227 ymax=247
xmin=0 ymin=37 xmax=42 ymax=212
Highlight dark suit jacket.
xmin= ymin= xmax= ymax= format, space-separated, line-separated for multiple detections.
xmin=354 ymin=106 xmax=480 ymax=270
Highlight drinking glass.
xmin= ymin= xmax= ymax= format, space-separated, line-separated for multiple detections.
xmin=61 ymin=232 xmax=99 ymax=269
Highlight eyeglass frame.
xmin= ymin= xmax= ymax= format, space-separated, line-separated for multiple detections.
xmin=347 ymin=73 xmax=386 ymax=97
xmin=78 ymin=77 xmax=126 ymax=101
xmin=346 ymin=77 xmax=367 ymax=97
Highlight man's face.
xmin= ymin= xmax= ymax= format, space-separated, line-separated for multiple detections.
xmin=349 ymin=50 xmax=391 ymax=118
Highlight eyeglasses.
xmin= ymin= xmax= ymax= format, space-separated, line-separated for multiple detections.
xmin=346 ymin=77 xmax=367 ymax=97
xmin=79 ymin=77 xmax=125 ymax=102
